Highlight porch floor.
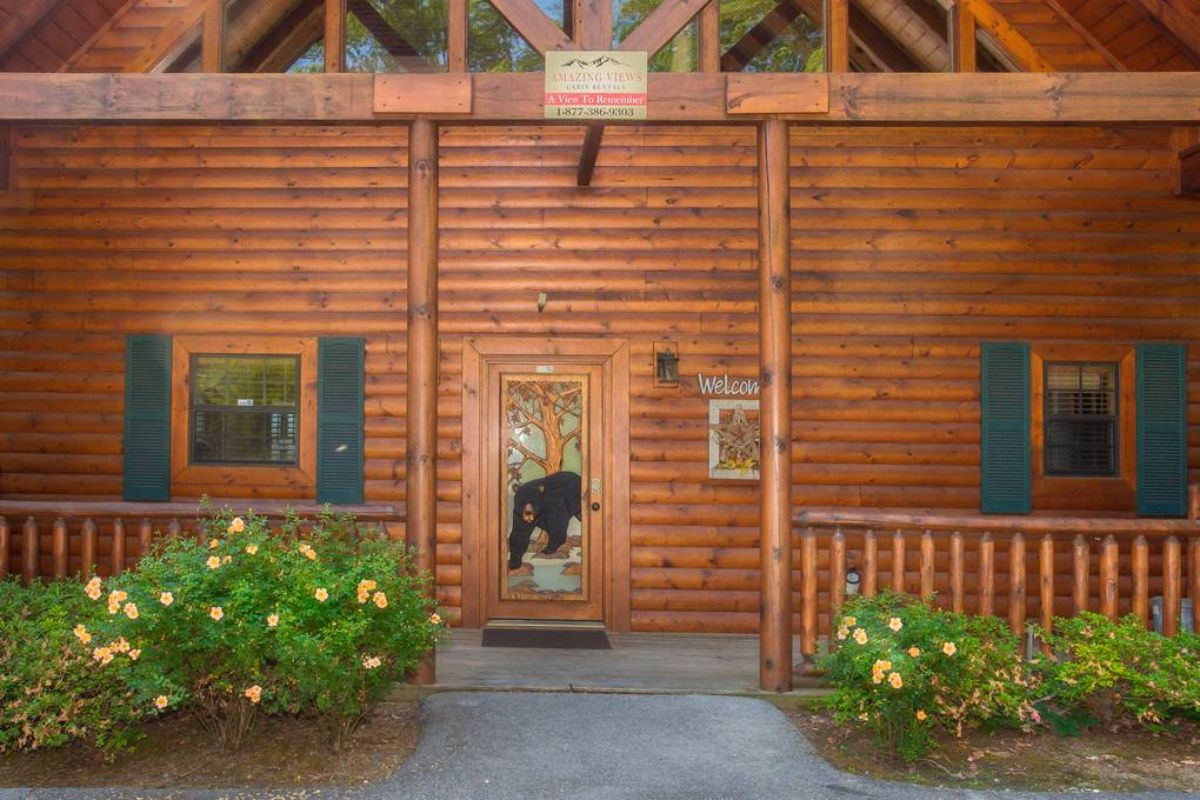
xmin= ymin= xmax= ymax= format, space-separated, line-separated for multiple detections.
xmin=434 ymin=628 xmax=814 ymax=694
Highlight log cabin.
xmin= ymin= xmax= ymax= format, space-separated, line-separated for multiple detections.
xmin=0 ymin=0 xmax=1198 ymax=691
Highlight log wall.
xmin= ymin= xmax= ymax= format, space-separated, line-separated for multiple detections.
xmin=1 ymin=121 xmax=1198 ymax=632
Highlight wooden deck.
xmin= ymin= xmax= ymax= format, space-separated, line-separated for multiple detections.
xmin=435 ymin=629 xmax=813 ymax=694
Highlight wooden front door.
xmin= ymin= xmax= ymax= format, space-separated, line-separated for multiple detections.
xmin=483 ymin=362 xmax=605 ymax=621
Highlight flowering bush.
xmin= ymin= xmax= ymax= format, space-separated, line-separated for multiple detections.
xmin=86 ymin=508 xmax=444 ymax=750
xmin=1038 ymin=612 xmax=1200 ymax=729
xmin=0 ymin=578 xmax=145 ymax=756
xmin=818 ymin=592 xmax=1039 ymax=762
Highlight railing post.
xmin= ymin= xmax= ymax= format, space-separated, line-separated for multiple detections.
xmin=1189 ymin=538 xmax=1200 ymax=632
xmin=862 ymin=529 xmax=877 ymax=596
xmin=139 ymin=519 xmax=153 ymax=557
xmin=891 ymin=529 xmax=906 ymax=593
xmin=1072 ymin=535 xmax=1089 ymax=614
xmin=950 ymin=531 xmax=964 ymax=613
xmin=919 ymin=530 xmax=935 ymax=602
xmin=51 ymin=517 xmax=68 ymax=578
xmin=1008 ymin=532 xmax=1025 ymax=634
xmin=1099 ymin=534 xmax=1119 ymax=620
xmin=111 ymin=518 xmax=126 ymax=576
xmin=1039 ymin=534 xmax=1054 ymax=645
xmin=22 ymin=516 xmax=38 ymax=585
xmin=1132 ymin=535 xmax=1149 ymax=627
xmin=830 ymin=528 xmax=846 ymax=622
xmin=1163 ymin=536 xmax=1181 ymax=636
xmin=800 ymin=527 xmax=818 ymax=662
xmin=81 ymin=518 xmax=98 ymax=579
xmin=0 ymin=516 xmax=8 ymax=579
xmin=979 ymin=533 xmax=995 ymax=616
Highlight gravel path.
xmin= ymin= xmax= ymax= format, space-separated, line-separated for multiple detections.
xmin=5 ymin=692 xmax=1196 ymax=800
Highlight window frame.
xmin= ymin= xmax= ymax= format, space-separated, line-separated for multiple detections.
xmin=1042 ymin=360 xmax=1120 ymax=478
xmin=170 ymin=336 xmax=318 ymax=496
xmin=1030 ymin=344 xmax=1136 ymax=511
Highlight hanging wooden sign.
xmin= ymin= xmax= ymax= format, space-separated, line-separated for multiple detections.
xmin=544 ymin=51 xmax=648 ymax=121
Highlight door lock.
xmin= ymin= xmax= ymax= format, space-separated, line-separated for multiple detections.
xmin=591 ymin=502 xmax=601 ymax=511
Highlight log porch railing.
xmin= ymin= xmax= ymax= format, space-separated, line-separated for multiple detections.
xmin=0 ymin=500 xmax=405 ymax=584
xmin=793 ymin=500 xmax=1200 ymax=661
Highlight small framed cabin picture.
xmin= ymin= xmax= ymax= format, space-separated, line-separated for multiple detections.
xmin=708 ymin=399 xmax=760 ymax=480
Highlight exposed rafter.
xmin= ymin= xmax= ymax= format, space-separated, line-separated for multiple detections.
xmin=0 ymin=0 xmax=62 ymax=60
xmin=245 ymin=0 xmax=324 ymax=72
xmin=1040 ymin=0 xmax=1126 ymax=70
xmin=1126 ymin=0 xmax=1200 ymax=64
xmin=958 ymin=0 xmax=1054 ymax=72
xmin=488 ymin=0 xmax=571 ymax=54
xmin=347 ymin=0 xmax=438 ymax=70
xmin=855 ymin=0 xmax=950 ymax=71
xmin=617 ymin=0 xmax=708 ymax=55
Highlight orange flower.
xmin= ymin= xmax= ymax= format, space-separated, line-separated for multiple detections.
xmin=209 ymin=606 xmax=224 ymax=621
xmin=314 ymin=588 xmax=329 ymax=602
xmin=429 ymin=613 xmax=442 ymax=626
xmin=154 ymin=695 xmax=169 ymax=710
xmin=266 ymin=613 xmax=279 ymax=628
xmin=206 ymin=556 xmax=221 ymax=570
xmin=128 ymin=649 xmax=141 ymax=661
xmin=228 ymin=517 xmax=245 ymax=534
xmin=942 ymin=642 xmax=957 ymax=656
xmin=73 ymin=624 xmax=92 ymax=645
xmin=373 ymin=591 xmax=388 ymax=609
xmin=888 ymin=617 xmax=903 ymax=632
xmin=92 ymin=646 xmax=114 ymax=665
xmin=124 ymin=602 xmax=139 ymax=620
xmin=888 ymin=672 xmax=904 ymax=689
xmin=916 ymin=709 xmax=927 ymax=721
xmin=245 ymin=544 xmax=258 ymax=555
xmin=159 ymin=591 xmax=174 ymax=607
xmin=209 ymin=539 xmax=220 ymax=550
xmin=907 ymin=646 xmax=921 ymax=658
xmin=84 ymin=577 xmax=103 ymax=601
xmin=243 ymin=685 xmax=262 ymax=704
xmin=852 ymin=628 xmax=868 ymax=645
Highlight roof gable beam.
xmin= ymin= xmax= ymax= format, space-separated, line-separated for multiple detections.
xmin=0 ymin=0 xmax=62 ymax=60
xmin=617 ymin=0 xmax=709 ymax=55
xmin=487 ymin=0 xmax=571 ymax=54
xmin=1126 ymin=0 xmax=1200 ymax=64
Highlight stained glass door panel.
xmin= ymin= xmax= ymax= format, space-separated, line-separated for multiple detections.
xmin=501 ymin=374 xmax=587 ymax=601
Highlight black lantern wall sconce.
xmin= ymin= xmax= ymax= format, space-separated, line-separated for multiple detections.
xmin=654 ymin=342 xmax=679 ymax=388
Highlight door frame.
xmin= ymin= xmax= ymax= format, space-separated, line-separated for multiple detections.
xmin=461 ymin=337 xmax=630 ymax=631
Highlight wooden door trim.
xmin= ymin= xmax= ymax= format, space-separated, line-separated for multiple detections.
xmin=460 ymin=336 xmax=630 ymax=631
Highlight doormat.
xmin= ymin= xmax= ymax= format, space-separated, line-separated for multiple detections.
xmin=481 ymin=627 xmax=611 ymax=650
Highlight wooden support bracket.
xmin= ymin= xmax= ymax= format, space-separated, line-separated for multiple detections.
xmin=1180 ymin=144 xmax=1200 ymax=197
xmin=576 ymin=125 xmax=604 ymax=187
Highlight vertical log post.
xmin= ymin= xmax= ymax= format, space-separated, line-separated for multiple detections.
xmin=1189 ymin=538 xmax=1200 ymax=633
xmin=950 ymin=0 xmax=976 ymax=72
xmin=979 ymin=533 xmax=995 ymax=616
xmin=81 ymin=519 xmax=98 ymax=579
xmin=408 ymin=117 xmax=440 ymax=685
xmin=324 ymin=0 xmax=347 ymax=73
xmin=862 ymin=530 xmax=877 ymax=596
xmin=825 ymin=0 xmax=850 ymax=71
xmin=1099 ymin=534 xmax=1118 ymax=620
xmin=1163 ymin=536 xmax=1181 ymax=636
xmin=830 ymin=528 xmax=846 ymax=622
xmin=919 ymin=531 xmax=935 ymax=602
xmin=51 ymin=518 xmax=68 ymax=578
xmin=800 ymin=528 xmax=818 ymax=661
xmin=1131 ymin=535 xmax=1149 ymax=627
xmin=758 ymin=117 xmax=792 ymax=691
xmin=202 ymin=0 xmax=225 ymax=73
xmin=697 ymin=0 xmax=720 ymax=73
xmin=22 ymin=517 xmax=38 ymax=585
xmin=447 ymin=0 xmax=467 ymax=72
xmin=1039 ymin=534 xmax=1054 ymax=646
xmin=891 ymin=530 xmax=906 ymax=593
xmin=111 ymin=518 xmax=126 ymax=576
xmin=1008 ymin=532 xmax=1025 ymax=634
xmin=950 ymin=531 xmax=964 ymax=613
xmin=0 ymin=517 xmax=8 ymax=578
xmin=1072 ymin=535 xmax=1089 ymax=613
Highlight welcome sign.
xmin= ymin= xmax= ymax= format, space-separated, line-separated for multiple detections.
xmin=544 ymin=51 xmax=648 ymax=120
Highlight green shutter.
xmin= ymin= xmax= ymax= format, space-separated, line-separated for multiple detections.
xmin=981 ymin=342 xmax=1031 ymax=514
xmin=123 ymin=334 xmax=171 ymax=501
xmin=317 ymin=337 xmax=365 ymax=505
xmin=1137 ymin=344 xmax=1187 ymax=517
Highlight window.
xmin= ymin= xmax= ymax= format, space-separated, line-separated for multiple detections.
xmin=1043 ymin=362 xmax=1118 ymax=477
xmin=190 ymin=355 xmax=300 ymax=466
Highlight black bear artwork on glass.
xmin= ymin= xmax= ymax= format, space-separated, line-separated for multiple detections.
xmin=507 ymin=470 xmax=583 ymax=570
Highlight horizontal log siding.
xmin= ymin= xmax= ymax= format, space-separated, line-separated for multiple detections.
xmin=1 ymin=122 xmax=1198 ymax=632
xmin=0 ymin=123 xmax=411 ymax=571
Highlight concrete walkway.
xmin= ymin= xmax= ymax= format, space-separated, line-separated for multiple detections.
xmin=11 ymin=691 xmax=1195 ymax=800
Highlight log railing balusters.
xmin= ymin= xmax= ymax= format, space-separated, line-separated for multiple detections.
xmin=1039 ymin=534 xmax=1054 ymax=645
xmin=0 ymin=516 xmax=8 ymax=579
xmin=52 ymin=517 xmax=68 ymax=578
xmin=1072 ymin=535 xmax=1089 ymax=613
xmin=1099 ymin=534 xmax=1119 ymax=620
xmin=830 ymin=527 xmax=846 ymax=620
xmin=862 ymin=529 xmax=877 ymax=596
xmin=950 ymin=531 xmax=964 ymax=613
xmin=111 ymin=518 xmax=126 ymax=576
xmin=1188 ymin=538 xmax=1200 ymax=630
xmin=81 ymin=518 xmax=98 ymax=579
xmin=139 ymin=519 xmax=153 ymax=557
xmin=979 ymin=532 xmax=995 ymax=616
xmin=919 ymin=530 xmax=935 ymax=602
xmin=1132 ymin=535 xmax=1149 ymax=627
xmin=1163 ymin=536 xmax=1181 ymax=636
xmin=891 ymin=529 xmax=906 ymax=593
xmin=22 ymin=516 xmax=38 ymax=585
xmin=1009 ymin=532 xmax=1025 ymax=634
xmin=801 ymin=527 xmax=818 ymax=660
